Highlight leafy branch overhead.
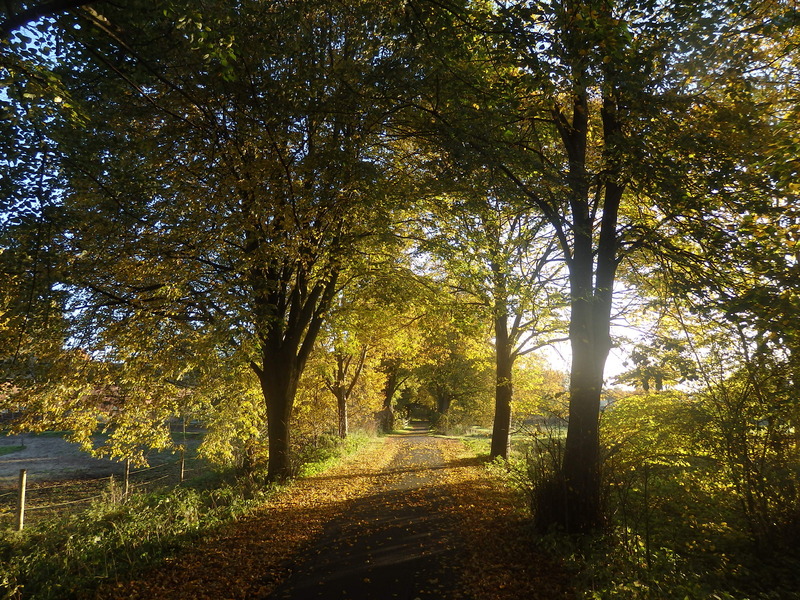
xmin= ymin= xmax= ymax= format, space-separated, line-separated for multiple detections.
xmin=1 ymin=0 xmax=799 ymax=540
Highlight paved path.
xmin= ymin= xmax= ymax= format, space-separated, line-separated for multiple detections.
xmin=269 ymin=425 xmax=462 ymax=599
xmin=100 ymin=425 xmax=574 ymax=599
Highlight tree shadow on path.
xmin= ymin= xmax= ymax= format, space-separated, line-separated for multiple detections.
xmin=98 ymin=429 xmax=574 ymax=600
xmin=266 ymin=433 xmax=464 ymax=599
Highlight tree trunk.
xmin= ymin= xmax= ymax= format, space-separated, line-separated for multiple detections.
xmin=378 ymin=360 xmax=401 ymax=433
xmin=247 ymin=256 xmax=339 ymax=480
xmin=436 ymin=392 xmax=452 ymax=415
xmin=542 ymin=65 xmax=623 ymax=531
xmin=490 ymin=300 xmax=513 ymax=460
xmin=257 ymin=351 xmax=301 ymax=480
xmin=336 ymin=390 xmax=348 ymax=439
xmin=558 ymin=178 xmax=620 ymax=531
xmin=561 ymin=307 xmax=607 ymax=532
xmin=326 ymin=347 xmax=366 ymax=440
xmin=266 ymin=403 xmax=292 ymax=479
xmin=383 ymin=363 xmax=400 ymax=410
xmin=378 ymin=407 xmax=395 ymax=433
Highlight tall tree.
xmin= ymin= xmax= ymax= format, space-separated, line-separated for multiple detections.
xmin=4 ymin=0 xmax=412 ymax=478
xmin=420 ymin=188 xmax=566 ymax=458
xmin=409 ymin=0 xmax=783 ymax=530
xmin=492 ymin=0 xmax=780 ymax=531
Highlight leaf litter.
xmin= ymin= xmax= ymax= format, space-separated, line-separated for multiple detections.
xmin=94 ymin=432 xmax=573 ymax=599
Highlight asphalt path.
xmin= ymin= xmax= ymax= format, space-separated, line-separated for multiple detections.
xmin=267 ymin=424 xmax=464 ymax=600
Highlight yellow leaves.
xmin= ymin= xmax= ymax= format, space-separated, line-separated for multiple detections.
xmin=93 ymin=431 xmax=577 ymax=598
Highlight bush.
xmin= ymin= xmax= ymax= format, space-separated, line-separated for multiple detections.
xmin=499 ymin=390 xmax=800 ymax=599
xmin=499 ymin=422 xmax=567 ymax=531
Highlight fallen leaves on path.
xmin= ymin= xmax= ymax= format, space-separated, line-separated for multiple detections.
xmin=93 ymin=434 xmax=574 ymax=600
xmin=93 ymin=438 xmax=397 ymax=599
xmin=437 ymin=439 xmax=575 ymax=600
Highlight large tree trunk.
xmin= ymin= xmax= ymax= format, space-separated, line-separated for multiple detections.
xmin=258 ymin=352 xmax=301 ymax=480
xmin=490 ymin=296 xmax=513 ymax=460
xmin=249 ymin=262 xmax=339 ymax=481
xmin=561 ymin=289 xmax=609 ymax=531
xmin=546 ymin=78 xmax=623 ymax=532
xmin=557 ymin=187 xmax=621 ymax=531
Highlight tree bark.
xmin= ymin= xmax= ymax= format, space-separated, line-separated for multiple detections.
xmin=490 ymin=292 xmax=513 ymax=460
xmin=336 ymin=390 xmax=348 ymax=439
xmin=257 ymin=350 xmax=301 ymax=480
xmin=547 ymin=67 xmax=624 ymax=531
xmin=332 ymin=354 xmax=349 ymax=439
xmin=561 ymin=295 xmax=608 ymax=532
xmin=326 ymin=346 xmax=366 ymax=439
xmin=378 ymin=359 xmax=402 ymax=433
xmin=435 ymin=389 xmax=452 ymax=415
xmin=249 ymin=260 xmax=339 ymax=480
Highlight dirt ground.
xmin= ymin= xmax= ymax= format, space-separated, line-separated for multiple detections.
xmin=269 ymin=426 xmax=464 ymax=599
xmin=0 ymin=433 xmax=125 ymax=491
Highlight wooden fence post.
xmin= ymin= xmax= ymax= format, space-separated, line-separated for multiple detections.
xmin=124 ymin=459 xmax=130 ymax=501
xmin=15 ymin=469 xmax=27 ymax=532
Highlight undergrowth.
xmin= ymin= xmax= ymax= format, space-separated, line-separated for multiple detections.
xmin=488 ymin=433 xmax=800 ymax=600
xmin=292 ymin=431 xmax=371 ymax=478
xmin=0 ymin=431 xmax=371 ymax=600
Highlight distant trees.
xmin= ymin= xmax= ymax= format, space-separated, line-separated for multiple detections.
xmin=414 ymin=311 xmax=494 ymax=429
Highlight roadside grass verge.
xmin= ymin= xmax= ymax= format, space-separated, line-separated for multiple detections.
xmin=0 ymin=431 xmax=374 ymax=600
xmin=0 ymin=446 xmax=23 ymax=457
xmin=471 ymin=430 xmax=800 ymax=600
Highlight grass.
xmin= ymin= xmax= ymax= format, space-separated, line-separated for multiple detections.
xmin=295 ymin=431 xmax=371 ymax=477
xmin=0 ymin=480 xmax=260 ymax=599
xmin=0 ymin=446 xmax=23 ymax=457
xmin=458 ymin=427 xmax=492 ymax=455
xmin=0 ymin=430 xmax=375 ymax=600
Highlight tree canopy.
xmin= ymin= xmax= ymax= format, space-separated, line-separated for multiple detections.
xmin=1 ymin=0 xmax=798 ymax=533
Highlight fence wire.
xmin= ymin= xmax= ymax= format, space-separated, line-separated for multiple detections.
xmin=0 ymin=456 xmax=206 ymax=529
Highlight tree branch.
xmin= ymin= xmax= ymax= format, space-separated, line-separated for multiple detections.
xmin=1 ymin=0 xmax=93 ymax=35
